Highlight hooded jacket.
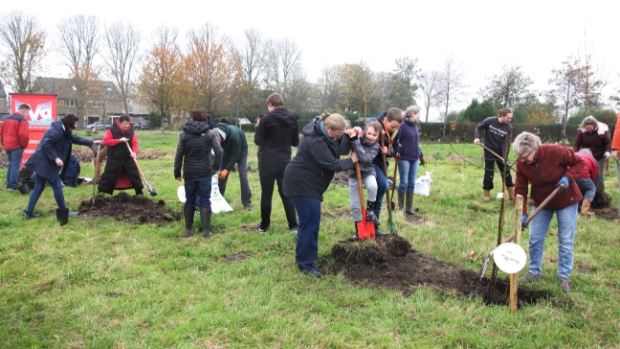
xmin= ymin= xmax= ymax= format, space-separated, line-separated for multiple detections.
xmin=0 ymin=113 xmax=30 ymax=151
xmin=254 ymin=107 xmax=299 ymax=163
xmin=282 ymin=120 xmax=354 ymax=201
xmin=515 ymin=144 xmax=585 ymax=214
xmin=573 ymin=116 xmax=611 ymax=161
xmin=216 ymin=123 xmax=248 ymax=171
xmin=174 ymin=120 xmax=223 ymax=180
xmin=398 ymin=118 xmax=423 ymax=161
xmin=25 ymin=121 xmax=93 ymax=182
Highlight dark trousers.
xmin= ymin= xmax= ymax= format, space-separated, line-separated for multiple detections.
xmin=185 ymin=175 xmax=211 ymax=209
xmin=293 ymin=196 xmax=322 ymax=272
xmin=218 ymin=155 xmax=252 ymax=206
xmin=258 ymin=160 xmax=297 ymax=229
xmin=483 ymin=158 xmax=514 ymax=190
xmin=27 ymin=173 xmax=66 ymax=213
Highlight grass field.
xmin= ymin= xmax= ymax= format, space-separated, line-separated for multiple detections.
xmin=1 ymin=130 xmax=619 ymax=348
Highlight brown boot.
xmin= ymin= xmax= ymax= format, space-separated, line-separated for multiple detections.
xmin=507 ymin=187 xmax=515 ymax=201
xmin=580 ymin=199 xmax=595 ymax=216
xmin=483 ymin=190 xmax=491 ymax=203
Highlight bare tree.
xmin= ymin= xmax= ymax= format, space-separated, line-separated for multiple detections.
xmin=103 ymin=21 xmax=140 ymax=114
xmin=57 ymin=15 xmax=101 ymax=127
xmin=435 ymin=57 xmax=466 ymax=138
xmin=549 ymin=56 xmax=579 ymax=135
xmin=479 ymin=65 xmax=533 ymax=109
xmin=264 ymin=38 xmax=302 ymax=99
xmin=419 ymin=70 xmax=441 ymax=122
xmin=233 ymin=28 xmax=265 ymax=88
xmin=0 ymin=11 xmax=47 ymax=93
xmin=573 ymin=37 xmax=607 ymax=117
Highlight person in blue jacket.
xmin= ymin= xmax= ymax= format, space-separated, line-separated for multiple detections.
xmin=24 ymin=114 xmax=101 ymax=225
xmin=64 ymin=154 xmax=81 ymax=187
xmin=397 ymin=106 xmax=425 ymax=215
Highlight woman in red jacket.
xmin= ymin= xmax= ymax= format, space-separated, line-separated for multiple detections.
xmin=513 ymin=132 xmax=585 ymax=293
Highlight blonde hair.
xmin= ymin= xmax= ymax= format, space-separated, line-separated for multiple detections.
xmin=320 ymin=113 xmax=349 ymax=131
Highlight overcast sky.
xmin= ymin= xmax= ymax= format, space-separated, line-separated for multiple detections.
xmin=4 ymin=0 xmax=619 ymax=120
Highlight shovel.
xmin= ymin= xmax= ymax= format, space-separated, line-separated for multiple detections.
xmin=479 ymin=184 xmax=565 ymax=280
xmin=355 ymin=162 xmax=375 ymax=240
xmin=381 ymin=136 xmax=397 ymax=234
xmin=126 ymin=142 xmax=158 ymax=196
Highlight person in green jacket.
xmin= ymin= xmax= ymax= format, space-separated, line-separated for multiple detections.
xmin=215 ymin=123 xmax=252 ymax=210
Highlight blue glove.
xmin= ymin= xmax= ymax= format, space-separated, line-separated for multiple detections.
xmin=556 ymin=176 xmax=569 ymax=193
xmin=521 ymin=214 xmax=528 ymax=231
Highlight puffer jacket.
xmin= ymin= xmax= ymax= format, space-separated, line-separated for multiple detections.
xmin=174 ymin=121 xmax=223 ymax=180
xmin=0 ymin=113 xmax=30 ymax=151
xmin=573 ymin=116 xmax=611 ymax=161
xmin=283 ymin=120 xmax=354 ymax=201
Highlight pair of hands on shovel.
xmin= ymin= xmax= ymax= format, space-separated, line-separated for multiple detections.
xmin=54 ymin=140 xmax=103 ymax=167
xmin=118 ymin=138 xmax=136 ymax=158
xmin=521 ymin=178 xmax=568 ymax=229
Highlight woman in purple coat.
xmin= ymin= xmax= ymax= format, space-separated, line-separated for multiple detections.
xmin=397 ymin=106 xmax=425 ymax=215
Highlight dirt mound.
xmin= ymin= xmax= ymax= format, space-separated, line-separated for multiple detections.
xmin=322 ymin=235 xmax=550 ymax=306
xmin=78 ymin=192 xmax=180 ymax=225
xmin=590 ymin=207 xmax=619 ymax=220
xmin=591 ymin=189 xmax=612 ymax=208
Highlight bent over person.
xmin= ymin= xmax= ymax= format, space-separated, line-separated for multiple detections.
xmin=474 ymin=108 xmax=514 ymax=202
xmin=215 ymin=122 xmax=252 ymax=210
xmin=97 ymin=115 xmax=143 ymax=196
xmin=513 ymin=132 xmax=584 ymax=293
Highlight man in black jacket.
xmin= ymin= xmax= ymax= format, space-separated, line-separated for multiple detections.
xmin=254 ymin=93 xmax=299 ymax=233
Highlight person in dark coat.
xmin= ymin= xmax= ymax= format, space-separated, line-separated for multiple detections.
xmin=64 ymin=155 xmax=81 ymax=187
xmin=573 ymin=116 xmax=611 ymax=191
xmin=24 ymin=114 xmax=100 ymax=224
xmin=174 ymin=110 xmax=223 ymax=238
xmin=283 ymin=113 xmax=358 ymax=278
xmin=97 ymin=115 xmax=143 ymax=195
xmin=513 ymin=132 xmax=585 ymax=293
xmin=397 ymin=106 xmax=425 ymax=215
xmin=215 ymin=123 xmax=252 ymax=210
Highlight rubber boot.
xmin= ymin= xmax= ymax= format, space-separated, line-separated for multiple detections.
xmin=366 ymin=201 xmax=377 ymax=222
xmin=374 ymin=221 xmax=388 ymax=236
xmin=580 ymin=199 xmax=595 ymax=216
xmin=184 ymin=206 xmax=195 ymax=237
xmin=56 ymin=208 xmax=69 ymax=226
xmin=507 ymin=186 xmax=515 ymax=201
xmin=405 ymin=191 xmax=416 ymax=215
xmin=398 ymin=192 xmax=405 ymax=211
xmin=200 ymin=207 xmax=212 ymax=238
xmin=483 ymin=190 xmax=491 ymax=203
xmin=350 ymin=222 xmax=359 ymax=241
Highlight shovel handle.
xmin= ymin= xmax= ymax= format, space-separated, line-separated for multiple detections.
xmin=355 ymin=161 xmax=365 ymax=209
xmin=125 ymin=141 xmax=145 ymax=179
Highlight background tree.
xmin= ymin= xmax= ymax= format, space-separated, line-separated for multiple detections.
xmin=386 ymin=56 xmax=420 ymax=108
xmin=456 ymin=99 xmax=497 ymax=123
xmin=103 ymin=21 xmax=140 ymax=115
xmin=548 ymin=56 xmax=579 ymax=134
xmin=419 ymin=70 xmax=441 ymax=122
xmin=573 ymin=42 xmax=606 ymax=117
xmin=479 ymin=65 xmax=533 ymax=109
xmin=317 ymin=65 xmax=344 ymax=112
xmin=435 ymin=57 xmax=465 ymax=138
xmin=0 ymin=11 xmax=47 ymax=93
xmin=264 ymin=38 xmax=302 ymax=100
xmin=57 ymin=15 xmax=101 ymax=128
xmin=138 ymin=26 xmax=184 ymax=126
xmin=513 ymin=94 xmax=556 ymax=125
xmin=340 ymin=62 xmax=379 ymax=120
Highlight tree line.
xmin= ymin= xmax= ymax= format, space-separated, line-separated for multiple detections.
xmin=1 ymin=11 xmax=618 ymax=131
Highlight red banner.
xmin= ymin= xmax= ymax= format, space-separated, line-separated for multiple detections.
xmin=9 ymin=94 xmax=58 ymax=167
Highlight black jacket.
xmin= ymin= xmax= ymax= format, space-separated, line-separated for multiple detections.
xmin=254 ymin=107 xmax=299 ymax=163
xmin=283 ymin=120 xmax=354 ymax=201
xmin=174 ymin=121 xmax=223 ymax=180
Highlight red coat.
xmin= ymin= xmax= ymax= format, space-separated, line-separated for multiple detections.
xmin=0 ymin=113 xmax=30 ymax=151
xmin=575 ymin=153 xmax=599 ymax=182
xmin=515 ymin=144 xmax=585 ymax=214
xmin=612 ymin=113 xmax=620 ymax=151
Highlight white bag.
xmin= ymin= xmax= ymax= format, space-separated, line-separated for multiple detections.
xmin=414 ymin=171 xmax=433 ymax=196
xmin=177 ymin=174 xmax=233 ymax=213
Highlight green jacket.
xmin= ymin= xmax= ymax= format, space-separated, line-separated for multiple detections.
xmin=216 ymin=123 xmax=248 ymax=171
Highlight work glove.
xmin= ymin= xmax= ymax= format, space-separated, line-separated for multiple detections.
xmin=420 ymin=156 xmax=426 ymax=166
xmin=604 ymin=151 xmax=611 ymax=159
xmin=556 ymin=176 xmax=569 ymax=193
xmin=521 ymin=214 xmax=528 ymax=231
xmin=219 ymin=169 xmax=229 ymax=180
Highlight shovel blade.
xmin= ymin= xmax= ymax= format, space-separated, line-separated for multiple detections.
xmin=357 ymin=208 xmax=376 ymax=240
xmin=145 ymin=184 xmax=158 ymax=196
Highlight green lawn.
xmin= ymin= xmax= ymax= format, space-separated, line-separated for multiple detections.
xmin=1 ymin=130 xmax=619 ymax=348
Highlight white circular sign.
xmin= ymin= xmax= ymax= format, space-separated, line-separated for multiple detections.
xmin=177 ymin=186 xmax=186 ymax=203
xmin=492 ymin=243 xmax=527 ymax=274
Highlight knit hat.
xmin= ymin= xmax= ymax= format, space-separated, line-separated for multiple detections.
xmin=216 ymin=128 xmax=226 ymax=141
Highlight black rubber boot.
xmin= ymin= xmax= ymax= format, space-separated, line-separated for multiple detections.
xmin=200 ymin=207 xmax=212 ymax=238
xmin=365 ymin=201 xmax=377 ymax=222
xmin=398 ymin=192 xmax=405 ymax=211
xmin=350 ymin=222 xmax=359 ymax=241
xmin=405 ymin=192 xmax=416 ymax=215
xmin=374 ymin=221 xmax=388 ymax=236
xmin=184 ymin=206 xmax=195 ymax=237
xmin=56 ymin=208 xmax=69 ymax=226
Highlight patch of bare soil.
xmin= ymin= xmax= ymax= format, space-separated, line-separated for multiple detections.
xmin=0 ymin=151 xmax=7 ymax=169
xmin=137 ymin=149 xmax=169 ymax=160
xmin=331 ymin=171 xmax=349 ymax=187
xmin=224 ymin=251 xmax=252 ymax=263
xmin=78 ymin=192 xmax=180 ymax=226
xmin=321 ymin=235 xmax=550 ymax=306
xmin=590 ymin=207 xmax=619 ymax=220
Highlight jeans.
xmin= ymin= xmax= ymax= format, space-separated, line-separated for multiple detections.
xmin=527 ymin=203 xmax=578 ymax=279
xmin=348 ymin=176 xmax=378 ymax=222
xmin=596 ymin=158 xmax=608 ymax=191
xmin=185 ymin=176 xmax=211 ymax=209
xmin=292 ymin=196 xmax=322 ymax=272
xmin=397 ymin=159 xmax=419 ymax=193
xmin=576 ymin=177 xmax=596 ymax=201
xmin=27 ymin=173 xmax=67 ymax=212
xmin=483 ymin=157 xmax=514 ymax=190
xmin=373 ymin=163 xmax=388 ymax=221
xmin=218 ymin=155 xmax=252 ymax=206
xmin=5 ymin=148 xmax=23 ymax=190
xmin=259 ymin=160 xmax=297 ymax=229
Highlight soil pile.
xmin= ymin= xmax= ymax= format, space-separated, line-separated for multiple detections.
xmin=78 ymin=192 xmax=180 ymax=225
xmin=322 ymin=235 xmax=550 ymax=306
xmin=590 ymin=207 xmax=619 ymax=220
